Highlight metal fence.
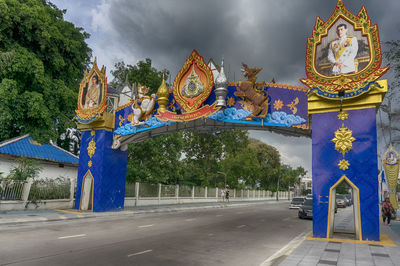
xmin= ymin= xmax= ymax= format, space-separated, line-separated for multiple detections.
xmin=124 ymin=182 xmax=290 ymax=201
xmin=0 ymin=180 xmax=25 ymax=200
xmin=28 ymin=179 xmax=71 ymax=200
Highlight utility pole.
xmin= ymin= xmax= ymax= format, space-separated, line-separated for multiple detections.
xmin=217 ymin=171 xmax=227 ymax=189
xmin=276 ymin=175 xmax=280 ymax=201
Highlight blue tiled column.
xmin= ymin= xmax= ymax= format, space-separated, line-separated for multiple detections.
xmin=75 ymin=129 xmax=128 ymax=212
xmin=312 ymin=108 xmax=379 ymax=241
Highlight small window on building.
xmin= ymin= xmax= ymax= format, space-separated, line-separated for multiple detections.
xmin=58 ymin=163 xmax=64 ymax=168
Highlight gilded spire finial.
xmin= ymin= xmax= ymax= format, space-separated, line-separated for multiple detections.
xmin=157 ymin=72 xmax=169 ymax=113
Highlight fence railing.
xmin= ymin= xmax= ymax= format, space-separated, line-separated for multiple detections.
xmin=0 ymin=179 xmax=293 ymax=207
xmin=28 ymin=179 xmax=71 ymax=201
xmin=0 ymin=180 xmax=26 ymax=200
xmin=124 ymin=182 xmax=292 ymax=201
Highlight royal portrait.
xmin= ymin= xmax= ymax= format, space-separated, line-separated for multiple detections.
xmin=315 ymin=18 xmax=371 ymax=76
xmin=82 ymin=74 xmax=102 ymax=109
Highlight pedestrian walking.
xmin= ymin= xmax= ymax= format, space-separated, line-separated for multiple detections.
xmin=382 ymin=197 xmax=395 ymax=226
xmin=221 ymin=189 xmax=225 ymax=202
xmin=225 ymin=190 xmax=230 ymax=203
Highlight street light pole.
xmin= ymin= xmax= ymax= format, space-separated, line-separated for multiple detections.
xmin=217 ymin=171 xmax=227 ymax=189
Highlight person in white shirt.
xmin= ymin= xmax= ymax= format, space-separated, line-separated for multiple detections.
xmin=328 ymin=24 xmax=358 ymax=75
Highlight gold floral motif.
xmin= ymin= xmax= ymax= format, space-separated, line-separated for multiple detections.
xmin=338 ymin=159 xmax=350 ymax=170
xmin=227 ymin=97 xmax=235 ymax=107
xmin=87 ymin=139 xmax=96 ymax=158
xmin=337 ymin=111 xmax=349 ymax=121
xmin=332 ymin=124 xmax=356 ymax=157
xmin=168 ymin=99 xmax=176 ymax=112
xmin=118 ymin=115 xmax=126 ymax=127
xmin=274 ymin=99 xmax=284 ymax=110
xmin=91 ymin=130 xmax=95 ymax=136
xmin=88 ymin=160 xmax=92 ymax=168
xmin=286 ymin=97 xmax=299 ymax=114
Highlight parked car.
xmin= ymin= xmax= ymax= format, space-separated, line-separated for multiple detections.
xmin=298 ymin=198 xmax=313 ymax=219
xmin=306 ymin=194 xmax=313 ymax=199
xmin=290 ymin=197 xmax=305 ymax=209
xmin=336 ymin=194 xmax=347 ymax=208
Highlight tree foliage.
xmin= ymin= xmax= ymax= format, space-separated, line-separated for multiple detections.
xmin=110 ymin=59 xmax=170 ymax=94
xmin=7 ymin=158 xmax=43 ymax=181
xmin=0 ymin=0 xmax=91 ymax=143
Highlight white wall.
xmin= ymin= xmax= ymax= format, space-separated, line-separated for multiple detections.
xmin=0 ymin=157 xmax=77 ymax=180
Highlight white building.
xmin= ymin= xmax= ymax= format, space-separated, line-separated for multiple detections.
xmin=0 ymin=135 xmax=78 ymax=181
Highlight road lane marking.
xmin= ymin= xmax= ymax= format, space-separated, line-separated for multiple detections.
xmin=208 ymin=233 xmax=214 ymax=236
xmin=282 ymin=217 xmax=290 ymax=221
xmin=185 ymin=218 xmax=195 ymax=222
xmin=58 ymin=234 xmax=86 ymax=239
xmin=216 ymin=214 xmax=223 ymax=217
xmin=127 ymin=249 xmax=153 ymax=257
xmin=236 ymin=212 xmax=243 ymax=214
xmin=138 ymin=224 xmax=154 ymax=228
xmin=237 ymin=225 xmax=246 ymax=228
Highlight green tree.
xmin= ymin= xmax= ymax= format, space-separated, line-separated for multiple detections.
xmin=126 ymin=132 xmax=184 ymax=184
xmin=0 ymin=0 xmax=91 ymax=143
xmin=110 ymin=59 xmax=170 ymax=94
xmin=7 ymin=158 xmax=43 ymax=181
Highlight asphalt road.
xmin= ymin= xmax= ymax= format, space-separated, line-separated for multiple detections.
xmin=0 ymin=202 xmax=311 ymax=266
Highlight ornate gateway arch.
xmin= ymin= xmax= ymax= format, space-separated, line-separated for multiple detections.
xmin=73 ymin=0 xmax=388 ymax=243
xmin=74 ymin=51 xmax=310 ymax=212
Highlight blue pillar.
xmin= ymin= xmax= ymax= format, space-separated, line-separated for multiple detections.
xmin=75 ymin=129 xmax=128 ymax=212
xmin=312 ymin=108 xmax=379 ymax=241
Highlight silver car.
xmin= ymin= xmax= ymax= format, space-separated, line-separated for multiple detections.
xmin=290 ymin=197 xmax=305 ymax=209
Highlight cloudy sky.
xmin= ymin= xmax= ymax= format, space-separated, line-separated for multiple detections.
xmin=51 ymin=0 xmax=400 ymax=175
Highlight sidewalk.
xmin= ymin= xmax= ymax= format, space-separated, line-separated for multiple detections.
xmin=278 ymin=207 xmax=400 ymax=266
xmin=0 ymin=199 xmax=284 ymax=226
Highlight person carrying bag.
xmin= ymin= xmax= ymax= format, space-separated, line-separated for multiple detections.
xmin=382 ymin=197 xmax=395 ymax=226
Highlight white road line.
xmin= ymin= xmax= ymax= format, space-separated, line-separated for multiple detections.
xmin=138 ymin=224 xmax=154 ymax=228
xmin=58 ymin=234 xmax=86 ymax=239
xmin=260 ymin=231 xmax=308 ymax=266
xmin=208 ymin=233 xmax=214 ymax=236
xmin=216 ymin=214 xmax=223 ymax=217
xmin=185 ymin=218 xmax=195 ymax=222
xmin=236 ymin=212 xmax=243 ymax=214
xmin=237 ymin=225 xmax=246 ymax=228
xmin=127 ymin=249 xmax=153 ymax=257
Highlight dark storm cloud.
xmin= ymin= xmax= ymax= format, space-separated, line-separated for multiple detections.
xmin=106 ymin=0 xmax=399 ymax=84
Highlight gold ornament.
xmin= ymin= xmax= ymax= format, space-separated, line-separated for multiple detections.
xmin=332 ymin=123 xmax=356 ymax=157
xmin=273 ymin=99 xmax=283 ymax=110
xmin=88 ymin=160 xmax=92 ymax=167
xmin=156 ymin=73 xmax=170 ymax=113
xmin=87 ymin=139 xmax=96 ymax=158
xmin=338 ymin=159 xmax=350 ymax=170
xmin=337 ymin=111 xmax=349 ymax=121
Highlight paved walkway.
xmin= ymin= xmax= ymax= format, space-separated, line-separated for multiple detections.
xmin=278 ymin=207 xmax=400 ymax=266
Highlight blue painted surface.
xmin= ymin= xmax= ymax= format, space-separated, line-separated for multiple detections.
xmin=312 ymin=108 xmax=379 ymax=240
xmin=75 ymin=130 xmax=128 ymax=212
xmin=0 ymin=135 xmax=78 ymax=164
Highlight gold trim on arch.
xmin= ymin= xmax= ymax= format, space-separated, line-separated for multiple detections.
xmin=327 ymin=175 xmax=362 ymax=240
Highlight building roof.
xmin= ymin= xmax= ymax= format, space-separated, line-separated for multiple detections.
xmin=0 ymin=135 xmax=79 ymax=165
xmin=107 ymin=86 xmax=119 ymax=95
